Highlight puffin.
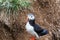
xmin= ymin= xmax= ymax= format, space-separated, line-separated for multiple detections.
xmin=25 ymin=13 xmax=48 ymax=40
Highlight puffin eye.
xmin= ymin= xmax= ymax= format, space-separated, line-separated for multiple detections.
xmin=31 ymin=16 xmax=32 ymax=18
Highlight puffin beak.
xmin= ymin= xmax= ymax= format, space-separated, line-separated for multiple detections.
xmin=26 ymin=17 xmax=28 ymax=23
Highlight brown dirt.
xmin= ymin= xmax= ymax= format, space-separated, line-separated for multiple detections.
xmin=0 ymin=0 xmax=60 ymax=40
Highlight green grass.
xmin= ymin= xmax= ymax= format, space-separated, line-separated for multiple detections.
xmin=0 ymin=0 xmax=31 ymax=10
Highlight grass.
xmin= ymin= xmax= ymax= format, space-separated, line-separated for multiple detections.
xmin=0 ymin=0 xmax=31 ymax=13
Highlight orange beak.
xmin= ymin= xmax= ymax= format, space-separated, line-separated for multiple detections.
xmin=26 ymin=17 xmax=28 ymax=22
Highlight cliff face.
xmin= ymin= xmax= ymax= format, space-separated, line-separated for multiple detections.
xmin=0 ymin=0 xmax=60 ymax=40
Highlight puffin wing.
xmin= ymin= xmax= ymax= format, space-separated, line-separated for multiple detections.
xmin=33 ymin=24 xmax=43 ymax=33
xmin=33 ymin=24 xmax=48 ymax=36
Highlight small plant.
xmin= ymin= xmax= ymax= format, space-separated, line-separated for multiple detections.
xmin=0 ymin=0 xmax=31 ymax=11
xmin=19 ymin=0 xmax=31 ymax=8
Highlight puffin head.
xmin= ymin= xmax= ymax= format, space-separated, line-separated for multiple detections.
xmin=27 ymin=13 xmax=35 ymax=25
xmin=27 ymin=13 xmax=35 ymax=20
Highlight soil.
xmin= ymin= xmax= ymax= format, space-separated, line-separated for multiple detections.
xmin=0 ymin=0 xmax=60 ymax=40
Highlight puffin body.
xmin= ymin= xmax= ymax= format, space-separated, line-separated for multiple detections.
xmin=26 ymin=21 xmax=39 ymax=38
xmin=25 ymin=13 xmax=48 ymax=40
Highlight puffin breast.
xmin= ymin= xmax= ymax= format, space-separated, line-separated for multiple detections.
xmin=26 ymin=22 xmax=35 ymax=35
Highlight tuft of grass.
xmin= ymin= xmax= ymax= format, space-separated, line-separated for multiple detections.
xmin=19 ymin=0 xmax=31 ymax=8
xmin=0 ymin=0 xmax=31 ymax=10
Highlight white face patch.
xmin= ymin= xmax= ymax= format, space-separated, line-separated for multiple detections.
xmin=27 ymin=13 xmax=35 ymax=20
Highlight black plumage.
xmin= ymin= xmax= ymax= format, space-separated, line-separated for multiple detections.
xmin=29 ymin=20 xmax=48 ymax=36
